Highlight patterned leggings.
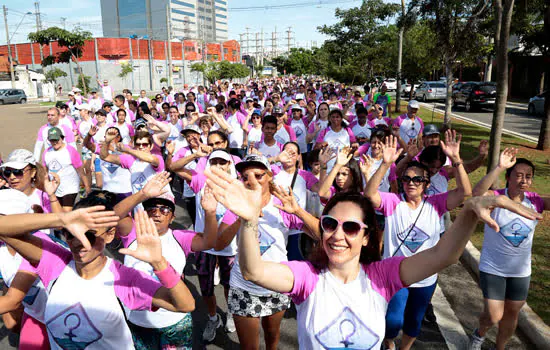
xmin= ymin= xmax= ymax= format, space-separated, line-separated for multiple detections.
xmin=128 ymin=313 xmax=193 ymax=350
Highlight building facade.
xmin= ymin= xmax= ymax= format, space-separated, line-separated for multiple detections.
xmin=101 ymin=0 xmax=228 ymax=42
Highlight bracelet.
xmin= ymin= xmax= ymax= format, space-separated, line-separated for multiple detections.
xmin=452 ymin=161 xmax=463 ymax=168
xmin=49 ymin=199 xmax=59 ymax=203
xmin=154 ymin=263 xmax=180 ymax=289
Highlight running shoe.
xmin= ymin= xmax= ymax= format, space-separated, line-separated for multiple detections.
xmin=203 ymin=313 xmax=222 ymax=342
xmin=214 ymin=266 xmax=220 ymax=286
xmin=225 ymin=313 xmax=236 ymax=333
xmin=423 ymin=303 xmax=437 ymax=323
xmin=468 ymin=329 xmax=485 ymax=350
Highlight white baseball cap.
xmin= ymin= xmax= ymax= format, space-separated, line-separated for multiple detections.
xmin=1 ymin=149 xmax=36 ymax=170
xmin=76 ymin=103 xmax=91 ymax=111
xmin=408 ymin=100 xmax=420 ymax=109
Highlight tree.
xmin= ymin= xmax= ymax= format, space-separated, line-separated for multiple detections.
xmin=412 ymin=0 xmax=491 ymax=125
xmin=43 ymin=68 xmax=67 ymax=84
xmin=28 ymin=27 xmax=93 ymax=95
xmin=487 ymin=0 xmax=516 ymax=172
xmin=119 ymin=62 xmax=133 ymax=87
xmin=76 ymin=74 xmax=91 ymax=93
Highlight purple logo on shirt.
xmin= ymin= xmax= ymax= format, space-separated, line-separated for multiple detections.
xmin=48 ymin=159 xmax=63 ymax=173
xmin=258 ymin=230 xmax=276 ymax=255
xmin=102 ymin=162 xmax=119 ymax=175
xmin=315 ymin=307 xmax=379 ymax=349
xmin=131 ymin=172 xmax=147 ymax=191
xmin=23 ymin=285 xmax=40 ymax=305
xmin=499 ymin=218 xmax=531 ymax=247
xmin=397 ymin=225 xmax=429 ymax=253
xmin=47 ymin=302 xmax=102 ymax=349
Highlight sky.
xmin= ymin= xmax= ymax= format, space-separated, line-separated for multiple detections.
xmin=0 ymin=0 xmax=363 ymax=49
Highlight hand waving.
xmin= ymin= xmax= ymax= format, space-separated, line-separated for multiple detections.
xmin=319 ymin=147 xmax=335 ymax=166
xmin=43 ymin=172 xmax=60 ymax=196
xmin=201 ymin=185 xmax=218 ymax=213
xmin=273 ymin=185 xmax=300 ymax=215
xmin=105 ymin=128 xmax=118 ymax=143
xmin=498 ymin=148 xmax=518 ymax=169
xmin=119 ymin=210 xmax=163 ymax=265
xmin=204 ymin=167 xmax=262 ymax=221
xmin=335 ymin=147 xmax=354 ymax=167
xmin=141 ymin=171 xmax=171 ymax=199
xmin=467 ymin=195 xmax=542 ymax=232
xmin=60 ymin=206 xmax=120 ymax=250
xmin=440 ymin=129 xmax=462 ymax=162
xmin=381 ymin=135 xmax=403 ymax=164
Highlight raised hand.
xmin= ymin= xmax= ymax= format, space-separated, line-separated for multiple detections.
xmin=406 ymin=139 xmax=420 ymax=158
xmin=466 ymin=195 xmax=542 ymax=232
xmin=498 ymin=148 xmax=518 ymax=169
xmin=273 ymin=185 xmax=300 ymax=215
xmin=382 ymin=135 xmax=403 ymax=164
xmin=43 ymin=172 xmax=60 ymax=196
xmin=105 ymin=128 xmax=118 ymax=143
xmin=207 ymin=107 xmax=216 ymax=115
xmin=440 ymin=129 xmax=462 ymax=162
xmin=277 ymin=150 xmax=293 ymax=164
xmin=60 ymin=206 xmax=120 ymax=250
xmin=336 ymin=147 xmax=354 ymax=167
xmin=116 ymin=142 xmax=129 ymax=153
xmin=88 ymin=125 xmax=98 ymax=137
xmin=359 ymin=155 xmax=374 ymax=175
xmin=201 ymin=185 xmax=218 ymax=213
xmin=197 ymin=144 xmax=212 ymax=157
xmin=141 ymin=171 xmax=171 ymax=199
xmin=478 ymin=140 xmax=489 ymax=157
xmin=190 ymin=112 xmax=200 ymax=123
xmin=165 ymin=140 xmax=175 ymax=155
xmin=204 ymin=167 xmax=262 ymax=221
xmin=119 ymin=210 xmax=163 ymax=265
xmin=319 ymin=147 xmax=335 ymax=166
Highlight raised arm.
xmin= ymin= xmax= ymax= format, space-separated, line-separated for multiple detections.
xmin=439 ymin=129 xmax=472 ymax=210
xmin=400 ymin=195 xmax=542 ymax=287
xmin=272 ymin=185 xmax=321 ymax=241
xmin=118 ymin=143 xmax=159 ymax=167
xmin=365 ymin=136 xmax=402 ymax=208
xmin=190 ymin=186 xmax=219 ymax=251
xmin=83 ymin=125 xmax=98 ymax=153
xmin=472 ymin=148 xmax=518 ymax=197
xmin=99 ymin=130 xmax=121 ymax=165
xmin=316 ymin=148 xmax=339 ymax=199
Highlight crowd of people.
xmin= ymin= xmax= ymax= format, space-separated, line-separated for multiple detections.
xmin=0 ymin=76 xmax=546 ymax=350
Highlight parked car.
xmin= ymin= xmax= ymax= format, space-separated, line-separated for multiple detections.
xmin=402 ymin=82 xmax=420 ymax=96
xmin=382 ymin=78 xmax=397 ymax=91
xmin=413 ymin=81 xmax=447 ymax=101
xmin=528 ymin=92 xmax=546 ymax=115
xmin=0 ymin=89 xmax=27 ymax=105
xmin=452 ymin=82 xmax=496 ymax=112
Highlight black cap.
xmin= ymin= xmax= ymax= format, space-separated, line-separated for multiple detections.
xmin=95 ymin=109 xmax=107 ymax=116
xmin=143 ymin=197 xmax=175 ymax=213
xmin=102 ymin=101 xmax=114 ymax=108
xmin=55 ymin=101 xmax=67 ymax=109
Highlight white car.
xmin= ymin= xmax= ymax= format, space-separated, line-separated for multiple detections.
xmin=402 ymin=83 xmax=420 ymax=95
xmin=382 ymin=78 xmax=397 ymax=91
xmin=528 ymin=92 xmax=546 ymax=115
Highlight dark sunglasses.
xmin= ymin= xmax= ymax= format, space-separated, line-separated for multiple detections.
xmin=242 ymin=172 xmax=267 ymax=181
xmin=400 ymin=175 xmax=427 ymax=186
xmin=320 ymin=215 xmax=367 ymax=237
xmin=377 ymin=107 xmax=383 ymax=111
xmin=252 ymin=115 xmax=262 ymax=119
xmin=62 ymin=228 xmax=98 ymax=246
xmin=2 ymin=167 xmax=28 ymax=178
xmin=186 ymin=109 xmax=195 ymax=113
xmin=208 ymin=140 xmax=226 ymax=148
xmin=135 ymin=142 xmax=150 ymax=147
xmin=209 ymin=158 xmax=229 ymax=166
xmin=145 ymin=205 xmax=173 ymax=216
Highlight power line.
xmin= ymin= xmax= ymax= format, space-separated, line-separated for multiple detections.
xmin=228 ymin=0 xmax=359 ymax=12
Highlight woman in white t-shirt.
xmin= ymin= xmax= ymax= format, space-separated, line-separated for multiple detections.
xmin=247 ymin=110 xmax=263 ymax=145
xmin=0 ymin=191 xmax=197 ymax=350
xmin=204 ymin=165 xmax=541 ymax=350
xmin=212 ymin=154 xmax=320 ymax=350
xmin=365 ymin=133 xmax=471 ymax=350
xmin=468 ymin=148 xmax=548 ymax=350
xmin=306 ymin=102 xmax=330 ymax=149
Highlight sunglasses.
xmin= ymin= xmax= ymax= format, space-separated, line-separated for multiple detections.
xmin=62 ymin=228 xmax=98 ymax=246
xmin=145 ymin=205 xmax=173 ymax=216
xmin=242 ymin=172 xmax=267 ymax=181
xmin=320 ymin=215 xmax=368 ymax=237
xmin=208 ymin=140 xmax=226 ymax=148
xmin=135 ymin=142 xmax=150 ymax=147
xmin=2 ymin=167 xmax=28 ymax=178
xmin=252 ymin=115 xmax=262 ymax=119
xmin=186 ymin=109 xmax=195 ymax=113
xmin=209 ymin=158 xmax=229 ymax=166
xmin=400 ymin=175 xmax=427 ymax=186
xmin=378 ymin=107 xmax=383 ymax=111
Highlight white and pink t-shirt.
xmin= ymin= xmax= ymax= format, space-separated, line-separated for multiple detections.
xmin=93 ymin=145 xmax=132 ymax=194
xmin=88 ymin=97 xmax=105 ymax=111
xmin=123 ymin=228 xmax=195 ymax=328
xmin=307 ymin=118 xmax=329 ymax=147
xmin=226 ymin=112 xmax=247 ymax=148
xmin=34 ymin=124 xmax=76 ymax=161
xmin=29 ymin=237 xmax=161 ymax=349
xmin=42 ymin=145 xmax=82 ymax=197
xmin=100 ymin=84 xmax=114 ymax=101
xmin=369 ymin=117 xmax=392 ymax=128
xmin=377 ymin=192 xmax=448 ymax=287
xmin=281 ymin=257 xmax=404 ymax=349
xmin=109 ymin=122 xmax=135 ymax=145
xmin=272 ymin=166 xmax=319 ymax=223
xmin=256 ymin=141 xmax=283 ymax=159
xmin=351 ymin=122 xmax=372 ymax=141
xmin=479 ymin=189 xmax=544 ymax=278
xmin=393 ymin=114 xmax=424 ymax=145
xmin=316 ymin=126 xmax=356 ymax=150
xmin=172 ymin=147 xmax=199 ymax=198
xmin=222 ymin=196 xmax=304 ymax=295
xmin=274 ymin=125 xmax=297 ymax=145
xmin=288 ymin=117 xmax=310 ymax=153
xmin=119 ymin=153 xmax=165 ymax=195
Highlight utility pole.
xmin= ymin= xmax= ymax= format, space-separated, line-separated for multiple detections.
xmin=255 ymin=32 xmax=260 ymax=64
xmin=286 ymin=26 xmax=292 ymax=53
xmin=60 ymin=17 xmax=66 ymax=29
xmin=3 ymin=6 xmax=15 ymax=88
xmin=260 ymin=28 xmax=264 ymax=65
xmin=245 ymin=27 xmax=250 ymax=56
xmin=35 ymin=1 xmax=44 ymax=63
xmin=239 ymin=33 xmax=245 ymax=60
xmin=272 ymin=28 xmax=277 ymax=58
xmin=166 ymin=5 xmax=173 ymax=86
xmin=395 ymin=0 xmax=405 ymax=113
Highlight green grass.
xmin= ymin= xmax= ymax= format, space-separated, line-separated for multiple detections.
xmin=39 ymin=101 xmax=56 ymax=107
xmin=414 ymin=105 xmax=550 ymax=325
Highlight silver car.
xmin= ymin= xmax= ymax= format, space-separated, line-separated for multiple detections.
xmin=0 ymin=89 xmax=27 ymax=104
xmin=528 ymin=92 xmax=546 ymax=115
xmin=414 ymin=81 xmax=447 ymax=101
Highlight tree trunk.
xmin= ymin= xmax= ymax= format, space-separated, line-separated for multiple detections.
xmin=443 ymin=57 xmax=454 ymax=126
xmin=487 ymin=0 xmax=515 ymax=172
xmin=395 ymin=25 xmax=404 ymax=113
xmin=535 ymin=1 xmax=550 ymax=150
xmin=71 ymin=53 xmax=87 ymax=96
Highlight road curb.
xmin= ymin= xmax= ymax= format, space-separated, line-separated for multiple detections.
xmin=418 ymin=102 xmax=538 ymax=144
xmin=460 ymin=242 xmax=550 ymax=349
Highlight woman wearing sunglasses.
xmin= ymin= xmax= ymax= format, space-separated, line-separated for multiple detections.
xmin=369 ymin=103 xmax=392 ymax=127
xmin=0 ymin=191 xmax=196 ymax=350
xmin=171 ymin=149 xmax=240 ymax=341
xmin=364 ymin=133 xmax=471 ymax=350
xmin=211 ymin=154 xmax=320 ymax=350
xmin=203 ymin=165 xmax=540 ymax=350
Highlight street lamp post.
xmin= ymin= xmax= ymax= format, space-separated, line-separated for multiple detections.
xmin=2 ymin=8 xmax=32 ymax=88
xmin=177 ymin=36 xmax=186 ymax=85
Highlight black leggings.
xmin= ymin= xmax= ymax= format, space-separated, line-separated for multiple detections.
xmin=183 ymin=197 xmax=196 ymax=227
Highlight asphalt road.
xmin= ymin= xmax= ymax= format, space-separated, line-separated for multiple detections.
xmin=0 ymin=102 xmax=534 ymax=349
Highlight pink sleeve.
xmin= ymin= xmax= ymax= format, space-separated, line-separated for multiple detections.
xmin=307 ymin=122 xmax=315 ymax=133
xmin=316 ymin=128 xmax=328 ymax=143
xmin=94 ymin=144 xmax=101 ymax=154
xmin=367 ymin=120 xmax=375 ymax=128
xmin=346 ymin=127 xmax=356 ymax=143
xmin=439 ymin=167 xmax=450 ymax=180
xmin=357 ymin=143 xmax=370 ymax=156
xmin=270 ymin=165 xmax=281 ymax=176
xmin=41 ymin=150 xmax=47 ymax=167
xmin=62 ymin=125 xmax=75 ymax=143
xmin=275 ymin=198 xmax=304 ymax=230
xmin=173 ymin=230 xmax=197 ymax=256
xmin=320 ymin=186 xmax=336 ymax=206
xmin=418 ymin=118 xmax=424 ymax=131
xmin=119 ymin=154 xmax=136 ymax=169
xmin=35 ymin=237 xmax=72 ymax=289
xmin=286 ymin=125 xmax=297 ymax=142
xmin=67 ymin=146 xmax=83 ymax=168
xmin=37 ymin=125 xmax=46 ymax=141
xmin=237 ymin=112 xmax=247 ymax=126
xmin=363 ymin=257 xmax=405 ymax=302
xmin=376 ymin=192 xmax=401 ymax=216
xmin=153 ymin=154 xmax=164 ymax=172
xmin=393 ymin=117 xmax=403 ymax=127
xmin=232 ymin=155 xmax=242 ymax=165
xmin=222 ymin=209 xmax=239 ymax=226
xmin=172 ymin=147 xmax=189 ymax=163
xmin=427 ymin=192 xmax=449 ymax=217
xmin=389 ymin=163 xmax=397 ymax=182
xmin=119 ymin=225 xmax=137 ymax=248
xmin=189 ymin=171 xmax=206 ymax=193
xmin=18 ymin=232 xmax=57 ymax=274
xmin=280 ymin=261 xmax=319 ymax=305
xmin=300 ymin=170 xmax=319 ymax=189
xmin=111 ymin=261 xmax=162 ymax=311
xmin=129 ymin=125 xmax=135 ymax=137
